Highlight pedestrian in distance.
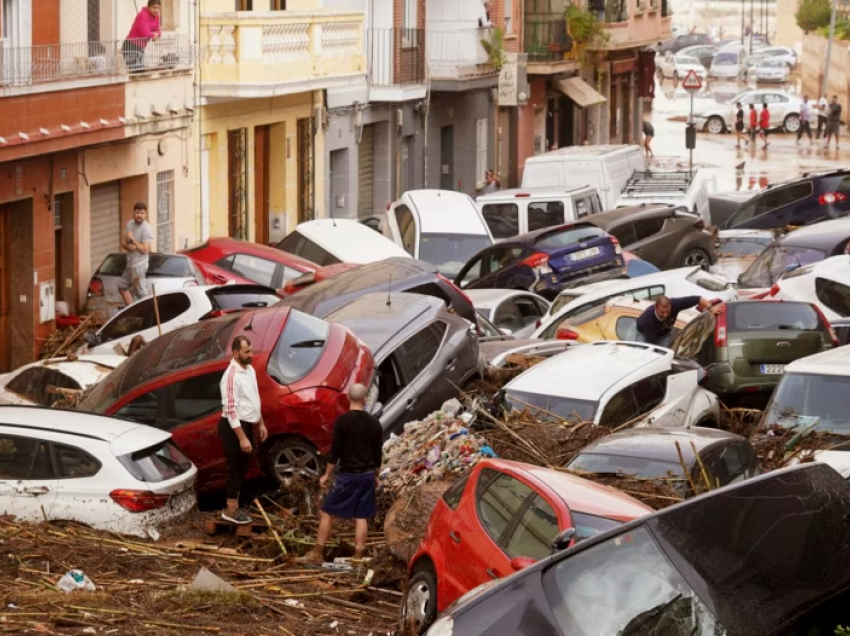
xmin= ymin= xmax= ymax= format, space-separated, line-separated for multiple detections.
xmin=482 ymin=169 xmax=501 ymax=194
xmin=797 ymin=95 xmax=813 ymax=145
xmin=642 ymin=118 xmax=655 ymax=158
xmin=634 ymin=295 xmax=726 ymax=348
xmin=123 ymin=0 xmax=161 ymax=73
xmin=748 ymin=104 xmax=758 ymax=146
xmin=118 ymin=202 xmax=153 ymax=308
xmin=302 ymin=384 xmax=383 ymax=564
xmin=817 ymin=94 xmax=829 ymax=139
xmin=824 ymin=95 xmax=842 ymax=150
xmin=758 ymin=103 xmax=770 ymax=149
xmin=734 ymin=102 xmax=747 ymax=148
xmin=218 ymin=335 xmax=268 ymax=525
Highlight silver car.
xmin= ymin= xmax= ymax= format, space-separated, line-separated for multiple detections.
xmin=323 ymin=292 xmax=480 ymax=435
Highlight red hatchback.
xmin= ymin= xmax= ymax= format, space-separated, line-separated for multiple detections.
xmin=78 ymin=307 xmax=374 ymax=492
xmin=404 ymin=459 xmax=652 ymax=633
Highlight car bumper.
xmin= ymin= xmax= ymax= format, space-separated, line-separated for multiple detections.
xmin=533 ymin=262 xmax=625 ymax=295
xmin=94 ymin=484 xmax=198 ymax=538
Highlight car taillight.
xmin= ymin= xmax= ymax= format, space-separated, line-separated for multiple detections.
xmin=810 ymin=304 xmax=840 ymax=346
xmin=88 ymin=277 xmax=103 ymax=296
xmin=714 ymin=310 xmax=728 ymax=347
xmin=818 ymin=192 xmax=848 ymax=205
xmin=109 ymin=490 xmax=170 ymax=513
xmin=610 ymin=237 xmax=622 ymax=255
xmin=769 ymin=283 xmax=781 ymax=297
xmin=519 ymin=252 xmax=550 ymax=268
xmin=555 ymin=326 xmax=579 ymax=340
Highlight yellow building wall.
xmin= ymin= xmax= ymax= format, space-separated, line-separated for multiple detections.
xmin=776 ymin=0 xmax=804 ymax=49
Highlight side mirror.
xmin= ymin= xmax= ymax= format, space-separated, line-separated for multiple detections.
xmin=551 ymin=527 xmax=576 ymax=552
xmin=510 ymin=557 xmax=537 ymax=572
xmin=498 ymin=327 xmax=513 ymax=336
xmin=84 ymin=331 xmax=99 ymax=346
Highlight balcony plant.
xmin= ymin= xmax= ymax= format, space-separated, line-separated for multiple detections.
xmin=564 ymin=3 xmax=610 ymax=50
xmin=481 ymin=27 xmax=508 ymax=71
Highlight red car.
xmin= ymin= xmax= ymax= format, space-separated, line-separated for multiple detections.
xmin=404 ymin=459 xmax=652 ymax=632
xmin=283 ymin=263 xmax=361 ymax=296
xmin=78 ymin=307 xmax=374 ymax=492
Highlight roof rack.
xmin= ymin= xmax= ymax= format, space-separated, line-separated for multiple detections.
xmin=621 ymin=170 xmax=696 ymax=195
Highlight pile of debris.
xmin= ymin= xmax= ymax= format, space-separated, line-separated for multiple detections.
xmin=39 ymin=315 xmax=101 ymax=359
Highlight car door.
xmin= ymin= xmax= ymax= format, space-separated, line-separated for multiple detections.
xmin=0 ymin=433 xmax=58 ymax=522
xmin=93 ymin=298 xmax=157 ymax=354
xmin=733 ymin=182 xmax=814 ymax=229
xmin=45 ymin=442 xmax=112 ymax=527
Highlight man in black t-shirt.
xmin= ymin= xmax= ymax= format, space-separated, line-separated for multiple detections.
xmin=635 ymin=295 xmax=725 ymax=348
xmin=734 ymin=102 xmax=746 ymax=147
xmin=302 ymin=383 xmax=383 ymax=564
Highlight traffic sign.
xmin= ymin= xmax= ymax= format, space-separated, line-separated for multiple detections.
xmin=681 ymin=69 xmax=702 ymax=92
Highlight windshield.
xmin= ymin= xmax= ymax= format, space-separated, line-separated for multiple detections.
xmin=419 ymin=233 xmax=491 ymax=278
xmin=570 ymin=452 xmax=686 ymax=481
xmin=551 ymin=293 xmax=581 ymax=315
xmin=677 ymin=55 xmax=700 ymax=65
xmin=504 ymin=388 xmax=597 ymax=422
xmin=713 ymin=52 xmax=737 ymax=65
xmin=716 ymin=236 xmax=772 ymax=257
xmin=96 ymin=254 xmax=193 ymax=278
xmin=739 ymin=245 xmax=826 ymax=288
xmin=728 ymin=302 xmax=821 ymax=331
xmin=763 ymin=372 xmax=850 ymax=437
xmin=685 ymin=269 xmax=728 ymax=292
xmin=545 ymin=526 xmax=727 ymax=636
xmin=266 ymin=310 xmax=330 ymax=385
xmin=535 ymin=225 xmax=608 ymax=250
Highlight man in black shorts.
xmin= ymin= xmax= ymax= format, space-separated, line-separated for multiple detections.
xmin=734 ymin=102 xmax=746 ymax=147
xmin=302 ymin=384 xmax=383 ymax=564
xmin=642 ymin=119 xmax=654 ymax=158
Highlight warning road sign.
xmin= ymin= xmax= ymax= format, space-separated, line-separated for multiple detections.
xmin=681 ymin=70 xmax=703 ymax=92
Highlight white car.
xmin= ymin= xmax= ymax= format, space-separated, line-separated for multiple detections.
xmin=80 ymin=284 xmax=282 ymax=356
xmin=501 ymin=341 xmax=720 ymax=429
xmin=768 ymin=255 xmax=850 ymax=321
xmin=0 ymin=406 xmax=197 ymax=537
xmin=0 ymin=355 xmax=124 ymax=407
xmin=657 ymin=53 xmax=708 ymax=81
xmin=277 ymin=218 xmax=412 ymax=265
xmin=693 ymin=89 xmax=801 ymax=134
xmin=465 ymin=289 xmax=551 ymax=338
xmin=532 ymin=266 xmax=736 ymax=340
xmin=753 ymin=59 xmax=790 ymax=84
xmin=760 ymin=347 xmax=849 ymax=478
xmin=761 ymin=46 xmax=797 ymax=68
xmin=710 ymin=229 xmax=776 ymax=284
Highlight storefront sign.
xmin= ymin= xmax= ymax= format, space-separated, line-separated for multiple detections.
xmin=498 ymin=53 xmax=519 ymax=106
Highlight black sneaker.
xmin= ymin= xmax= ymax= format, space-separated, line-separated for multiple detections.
xmin=222 ymin=509 xmax=252 ymax=525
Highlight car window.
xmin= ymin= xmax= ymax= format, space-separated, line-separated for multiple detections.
xmin=268 ymin=310 xmax=331 ymax=385
xmin=5 ymin=368 xmax=83 ymax=407
xmin=476 ymin=468 xmax=536 ymax=548
xmin=504 ymin=494 xmax=559 ymax=560
xmin=154 ymin=292 xmax=192 ymax=323
xmin=208 ymin=288 xmax=280 ymax=311
xmin=360 ymin=218 xmax=383 ymax=232
xmin=230 ymin=254 xmax=278 ymax=287
xmin=100 ymin=300 xmax=157 ymax=343
xmin=608 ymin=223 xmax=637 ymax=246
xmin=728 ymin=302 xmax=820 ymax=331
xmin=571 ymin=511 xmax=624 ymax=543
xmin=116 ymin=371 xmax=223 ymax=430
xmin=117 ymin=440 xmax=193 ymax=483
xmin=395 ymin=322 xmax=447 ymax=384
xmin=550 ymin=293 xmax=581 ymax=316
xmin=631 ymin=285 xmax=666 ymax=300
xmin=53 ymin=444 xmax=101 ymax=479
xmin=739 ymin=245 xmax=826 ymax=288
xmin=686 ymin=269 xmax=728 ymax=292
xmin=535 ymin=225 xmax=608 ymax=249
xmin=673 ymin=313 xmax=714 ymax=358
xmin=731 ymin=182 xmax=813 ymax=226
xmin=0 ymin=435 xmax=55 ymax=480
xmin=630 ymin=373 xmax=668 ymax=414
xmin=614 ymin=316 xmax=639 ymax=340
xmin=633 ymin=217 xmax=664 ymax=241
xmin=485 ymin=246 xmax=524 ymax=274
xmin=441 ymin=472 xmax=471 ymax=511
xmin=702 ymin=444 xmax=750 ymax=487
xmin=147 ymin=255 xmax=194 ymax=278
xmin=288 ymin=233 xmax=340 ymax=267
xmin=815 ymin=278 xmax=850 ymax=317
xmin=457 ymin=255 xmax=484 ymax=287
xmin=599 ymin=387 xmax=640 ymax=427
xmin=574 ymin=197 xmax=589 ymax=219
xmin=514 ymin=296 xmax=547 ymax=326
xmin=494 ymin=300 xmax=524 ymax=332
xmin=528 ymin=201 xmax=566 ymax=232
xmin=406 ymin=282 xmax=454 ymax=311
xmin=396 ymin=205 xmax=417 ymax=255
xmin=482 ymin=203 xmax=520 ymax=239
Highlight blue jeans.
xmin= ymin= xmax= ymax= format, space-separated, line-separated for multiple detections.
xmin=635 ymin=331 xmax=673 ymax=348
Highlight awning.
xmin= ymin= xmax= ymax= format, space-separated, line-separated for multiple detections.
xmin=554 ymin=76 xmax=607 ymax=107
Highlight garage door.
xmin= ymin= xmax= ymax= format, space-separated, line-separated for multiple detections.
xmin=89 ymin=182 xmax=121 ymax=274
xmin=358 ymin=124 xmax=374 ymax=217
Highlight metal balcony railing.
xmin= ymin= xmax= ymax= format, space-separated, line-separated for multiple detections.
xmin=367 ymin=28 xmax=425 ymax=87
xmin=524 ymin=19 xmax=580 ymax=62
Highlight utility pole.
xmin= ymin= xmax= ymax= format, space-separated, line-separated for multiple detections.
xmin=740 ymin=0 xmax=745 ymax=43
xmin=749 ymin=0 xmax=754 ymax=54
xmin=822 ymin=0 xmax=838 ymax=97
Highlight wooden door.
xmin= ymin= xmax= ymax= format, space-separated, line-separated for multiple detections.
xmin=0 ymin=207 xmax=8 ymax=372
xmin=254 ymin=125 xmax=270 ymax=245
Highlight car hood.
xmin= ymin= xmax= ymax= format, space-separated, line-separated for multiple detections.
xmin=479 ymin=340 xmax=574 ymax=368
xmin=710 ymin=256 xmax=759 ymax=283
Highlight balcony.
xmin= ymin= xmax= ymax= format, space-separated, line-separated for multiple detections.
xmin=592 ymin=0 xmax=672 ymax=50
xmin=525 ymin=19 xmax=583 ymax=73
xmin=367 ymin=28 xmax=426 ymax=102
xmin=426 ymin=27 xmax=497 ymax=89
xmin=200 ymin=11 xmax=365 ymax=99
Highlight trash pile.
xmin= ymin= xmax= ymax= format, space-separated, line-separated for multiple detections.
xmin=380 ymin=399 xmax=496 ymax=495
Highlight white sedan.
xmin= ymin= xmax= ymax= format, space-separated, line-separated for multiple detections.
xmin=753 ymin=59 xmax=790 ymax=84
xmin=0 ymin=406 xmax=197 ymax=538
xmin=761 ymin=46 xmax=797 ymax=68
xmin=769 ymin=255 xmax=850 ymax=322
xmin=693 ymin=89 xmax=801 ymax=134
xmin=657 ymin=53 xmax=708 ymax=81
xmin=465 ymin=289 xmax=550 ymax=338
xmin=80 ymin=284 xmax=281 ymax=356
xmin=0 ymin=355 xmax=124 ymax=407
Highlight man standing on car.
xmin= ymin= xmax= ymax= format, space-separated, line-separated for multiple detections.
xmin=219 ymin=335 xmax=268 ymax=525
xmin=824 ymin=95 xmax=842 ymax=150
xmin=758 ymin=103 xmax=770 ymax=149
xmin=118 ymin=202 xmax=154 ymax=307
xmin=302 ymin=384 xmax=383 ymax=564
xmin=635 ymin=296 xmax=725 ymax=348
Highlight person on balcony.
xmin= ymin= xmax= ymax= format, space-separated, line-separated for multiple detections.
xmin=478 ymin=1 xmax=493 ymax=27
xmin=123 ymin=0 xmax=162 ymax=74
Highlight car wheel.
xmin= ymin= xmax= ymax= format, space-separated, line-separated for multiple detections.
xmin=264 ymin=437 xmax=323 ymax=484
xmin=402 ymin=567 xmax=439 ymax=635
xmin=680 ymin=248 xmax=711 ymax=270
xmin=783 ymin=113 xmax=801 ymax=133
xmin=706 ymin=116 xmax=725 ymax=134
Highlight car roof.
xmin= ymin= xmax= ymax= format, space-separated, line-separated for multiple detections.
xmin=555 ymin=266 xmax=696 ymax=298
xmin=575 ymin=427 xmax=744 ymax=463
xmin=507 ymin=222 xmax=603 ymax=245
xmin=404 ymin=190 xmax=488 ymax=235
xmin=202 ymin=237 xmax=318 ymax=269
xmin=465 ymin=288 xmax=545 ymax=309
xmin=294 ymin=219 xmax=412 ymax=263
xmin=507 ymin=341 xmax=671 ymax=400
xmin=585 ymin=206 xmax=675 ymax=226
xmin=587 ymin=296 xmax=701 ymax=323
xmin=477 ymin=186 xmax=594 ymax=202
xmin=525 ymin=144 xmax=641 ymax=162
xmin=0 ymin=405 xmax=162 ymax=444
xmin=779 ymin=218 xmax=850 ymax=248
xmin=785 ymin=346 xmax=850 ymax=376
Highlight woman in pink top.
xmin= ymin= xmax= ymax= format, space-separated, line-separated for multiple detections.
xmin=123 ymin=0 xmax=162 ymax=73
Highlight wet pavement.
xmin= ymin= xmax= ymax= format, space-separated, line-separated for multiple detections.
xmin=646 ymin=76 xmax=850 ymax=193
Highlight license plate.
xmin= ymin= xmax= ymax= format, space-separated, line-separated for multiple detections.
xmin=760 ymin=364 xmax=785 ymax=374
xmin=569 ymin=247 xmax=600 ymax=262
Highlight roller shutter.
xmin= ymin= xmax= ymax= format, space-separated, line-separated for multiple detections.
xmin=358 ymin=124 xmax=374 ymax=217
xmin=89 ymin=182 xmax=121 ymax=274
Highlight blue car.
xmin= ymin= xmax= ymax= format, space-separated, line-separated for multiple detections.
xmin=453 ymin=223 xmax=624 ymax=299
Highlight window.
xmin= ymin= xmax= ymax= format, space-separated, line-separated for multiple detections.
xmin=504 ymin=389 xmax=598 ymax=422
xmin=156 ymin=170 xmax=175 ymax=252
xmin=484 ymin=246 xmax=524 ymax=274
xmin=514 ymin=296 xmax=547 ymax=325
xmin=419 ymin=233 xmax=492 ymax=278
xmin=815 ymin=278 xmax=850 ymax=317
xmin=528 ymin=201 xmax=566 ymax=232
xmin=395 ymin=205 xmax=417 ymax=255
xmin=633 ymin=217 xmax=664 ymax=241
xmin=614 ymin=316 xmax=638 ymax=341
xmin=599 ymin=387 xmax=640 ymax=427
xmin=395 ymin=322 xmax=447 ymax=383
xmin=118 ymin=441 xmax=193 ymax=482
xmin=99 ymin=300 xmax=156 ymax=343
xmin=607 ymin=223 xmax=637 ymax=246
xmin=208 ymin=288 xmax=280 ymax=311
xmin=739 ymin=245 xmax=826 ymax=288
xmin=161 ymin=0 xmax=179 ymax=29
xmin=701 ymin=444 xmax=752 ymax=488
xmin=764 ymin=372 xmax=850 ymax=435
xmin=442 ymin=472 xmax=471 ymax=511
xmin=535 ymin=225 xmax=607 ymax=249
xmin=570 ymin=511 xmax=623 ymax=543
xmin=494 ymin=301 xmax=523 ymax=332
xmin=6 ymin=368 xmax=83 ymax=407
xmin=268 ymin=310 xmax=331 ymax=385
xmin=230 ymin=254 xmax=278 ymax=287
xmin=476 ymin=469 xmax=535 ymax=547
xmin=116 ymin=371 xmax=223 ymax=430
xmin=630 ymin=373 xmax=668 ymax=414
xmin=476 ymin=118 xmax=488 ymax=183
xmin=53 ymin=444 xmax=101 ymax=479
xmin=504 ymin=0 xmax=513 ymax=34
xmin=482 ymin=203 xmax=519 ymax=239
xmin=686 ymin=269 xmax=728 ymax=292
xmin=155 ymin=292 xmax=192 ymax=323
xmin=402 ymin=0 xmax=418 ymax=30
xmin=629 ymin=285 xmax=665 ymax=301
xmin=457 ymin=256 xmax=483 ymax=287
xmin=505 ymin=495 xmax=558 ymax=560
xmin=727 ymin=302 xmax=820 ymax=331
xmin=0 ymin=435 xmax=54 ymax=480
xmin=730 ymin=182 xmax=813 ymax=227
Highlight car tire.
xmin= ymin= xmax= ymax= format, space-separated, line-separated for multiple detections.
xmin=706 ymin=116 xmax=725 ymax=134
xmin=783 ymin=113 xmax=801 ymax=133
xmin=680 ymin=248 xmax=711 ymax=270
xmin=263 ymin=437 xmax=323 ymax=485
xmin=402 ymin=566 xmax=439 ymax=635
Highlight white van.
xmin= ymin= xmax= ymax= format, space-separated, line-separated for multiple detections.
xmin=376 ymin=190 xmax=494 ymax=277
xmin=520 ymin=145 xmax=647 ymax=209
xmin=710 ymin=44 xmax=748 ymax=79
xmin=476 ymin=186 xmax=603 ymax=239
xmin=277 ymin=218 xmax=411 ymax=265
xmin=614 ymin=170 xmax=717 ymax=222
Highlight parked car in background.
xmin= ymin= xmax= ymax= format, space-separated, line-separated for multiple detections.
xmin=708 ymin=190 xmax=756 ymax=227
xmin=476 ymin=186 xmax=602 ymax=239
xmin=80 ymin=285 xmax=282 ymax=356
xmin=694 ymin=89 xmax=801 ymax=134
xmin=181 ymin=237 xmax=318 ymax=291
xmin=550 ymin=297 xmax=699 ymax=343
xmin=761 ymin=45 xmax=797 ymax=67
xmin=709 ymin=43 xmax=749 ymax=80
xmin=657 ymin=52 xmax=708 ymax=80
xmin=768 ymin=255 xmax=850 ymax=320
xmin=723 ymin=170 xmax=850 ymax=230
xmin=761 ymin=347 xmax=850 ymax=477
xmin=78 ymin=308 xmax=375 ymax=490
xmin=656 ymin=32 xmax=714 ymax=54
xmin=499 ymin=341 xmax=720 ymax=429
xmin=753 ymin=58 xmax=790 ymax=83
xmin=276 ymin=218 xmax=411 ymax=267
xmin=612 ymin=170 xmax=716 ymax=222
xmin=454 ymin=223 xmax=625 ymax=299
xmin=402 ymin=458 xmax=652 ymax=632
xmin=670 ymin=300 xmax=836 ymax=406
xmin=281 ymin=263 xmax=360 ymax=296
xmin=323 ymin=293 xmax=479 ymax=436
xmin=588 ymin=204 xmax=717 ymax=269
xmin=465 ymin=289 xmax=550 ymax=338
xmin=710 ymin=229 xmax=776 ymax=284
xmin=736 ymin=218 xmax=850 ymax=289
xmin=425 ymin=463 xmax=850 ymax=636
xmin=566 ymin=427 xmax=760 ymax=497
xmin=0 ymin=406 xmax=197 ymax=538
xmin=676 ymin=44 xmax=718 ymax=68
xmin=274 ymin=257 xmax=478 ymax=327
xmin=0 ymin=356 xmax=123 ymax=407
xmin=84 ymin=253 xmax=206 ymax=321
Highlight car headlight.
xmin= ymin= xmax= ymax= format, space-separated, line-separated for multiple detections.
xmin=426 ymin=615 xmax=454 ymax=636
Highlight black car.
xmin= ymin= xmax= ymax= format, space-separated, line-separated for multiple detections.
xmin=676 ymin=44 xmax=719 ymax=68
xmin=723 ymin=169 xmax=850 ymax=230
xmin=274 ymin=257 xmax=478 ymax=326
xmin=655 ymin=33 xmax=714 ymax=54
xmin=423 ymin=463 xmax=850 ymax=636
xmin=737 ymin=217 xmax=850 ymax=289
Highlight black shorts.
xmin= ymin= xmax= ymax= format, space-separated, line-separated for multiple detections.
xmin=321 ymin=472 xmax=377 ymax=520
xmin=735 ymin=122 xmax=744 ymax=132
